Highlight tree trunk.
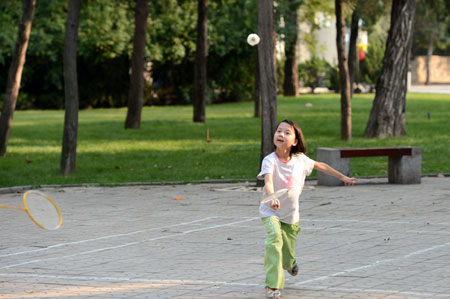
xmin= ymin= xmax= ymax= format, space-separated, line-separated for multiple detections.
xmin=335 ymin=0 xmax=352 ymax=141
xmin=254 ymin=50 xmax=261 ymax=118
xmin=258 ymin=0 xmax=278 ymax=162
xmin=364 ymin=0 xmax=416 ymax=138
xmin=425 ymin=37 xmax=433 ymax=85
xmin=283 ymin=0 xmax=299 ymax=97
xmin=0 ymin=0 xmax=36 ymax=157
xmin=60 ymin=0 xmax=81 ymax=175
xmin=125 ymin=0 xmax=149 ymax=129
xmin=193 ymin=0 xmax=208 ymax=123
xmin=283 ymin=43 xmax=299 ymax=96
xmin=348 ymin=6 xmax=359 ymax=98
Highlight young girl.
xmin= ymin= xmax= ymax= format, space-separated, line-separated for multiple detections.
xmin=257 ymin=119 xmax=356 ymax=298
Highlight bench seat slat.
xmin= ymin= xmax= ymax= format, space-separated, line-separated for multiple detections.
xmin=339 ymin=147 xmax=412 ymax=158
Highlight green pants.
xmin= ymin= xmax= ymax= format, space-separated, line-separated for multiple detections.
xmin=262 ymin=216 xmax=301 ymax=289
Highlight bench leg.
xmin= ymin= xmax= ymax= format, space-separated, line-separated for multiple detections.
xmin=317 ymin=148 xmax=350 ymax=186
xmin=388 ymin=147 xmax=421 ymax=184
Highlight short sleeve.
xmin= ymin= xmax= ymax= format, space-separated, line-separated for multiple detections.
xmin=302 ymin=154 xmax=315 ymax=176
xmin=257 ymin=155 xmax=274 ymax=180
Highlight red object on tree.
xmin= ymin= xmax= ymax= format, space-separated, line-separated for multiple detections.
xmin=359 ymin=49 xmax=365 ymax=62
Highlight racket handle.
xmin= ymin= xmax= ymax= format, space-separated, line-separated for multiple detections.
xmin=0 ymin=205 xmax=25 ymax=211
xmin=260 ymin=197 xmax=278 ymax=205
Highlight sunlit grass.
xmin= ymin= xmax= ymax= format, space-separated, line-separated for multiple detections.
xmin=0 ymin=92 xmax=448 ymax=187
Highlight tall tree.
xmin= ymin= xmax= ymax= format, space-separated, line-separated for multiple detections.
xmin=335 ymin=0 xmax=352 ymax=141
xmin=254 ymin=50 xmax=261 ymax=117
xmin=60 ymin=0 xmax=81 ymax=175
xmin=364 ymin=0 xmax=416 ymax=138
xmin=193 ymin=0 xmax=208 ymax=123
xmin=258 ymin=0 xmax=278 ymax=162
xmin=282 ymin=0 xmax=301 ymax=96
xmin=125 ymin=0 xmax=149 ymax=129
xmin=348 ymin=4 xmax=359 ymax=97
xmin=0 ymin=0 xmax=36 ymax=157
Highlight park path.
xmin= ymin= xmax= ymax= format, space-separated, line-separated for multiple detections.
xmin=409 ymin=84 xmax=450 ymax=94
xmin=0 ymin=177 xmax=449 ymax=298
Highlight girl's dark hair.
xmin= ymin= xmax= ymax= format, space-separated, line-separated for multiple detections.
xmin=277 ymin=119 xmax=307 ymax=155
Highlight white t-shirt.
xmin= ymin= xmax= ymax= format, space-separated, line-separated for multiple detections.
xmin=257 ymin=152 xmax=315 ymax=224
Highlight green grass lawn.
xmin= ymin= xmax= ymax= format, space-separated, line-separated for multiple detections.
xmin=0 ymin=93 xmax=449 ymax=188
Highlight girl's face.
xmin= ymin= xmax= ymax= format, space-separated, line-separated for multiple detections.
xmin=274 ymin=122 xmax=298 ymax=151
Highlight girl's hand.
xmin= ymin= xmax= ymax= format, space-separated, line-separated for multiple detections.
xmin=314 ymin=162 xmax=357 ymax=186
xmin=270 ymin=199 xmax=280 ymax=210
xmin=342 ymin=176 xmax=357 ymax=186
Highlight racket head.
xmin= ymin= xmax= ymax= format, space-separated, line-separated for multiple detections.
xmin=260 ymin=188 xmax=289 ymax=204
xmin=23 ymin=190 xmax=63 ymax=230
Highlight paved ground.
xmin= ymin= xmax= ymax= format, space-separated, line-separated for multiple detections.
xmin=0 ymin=177 xmax=449 ymax=298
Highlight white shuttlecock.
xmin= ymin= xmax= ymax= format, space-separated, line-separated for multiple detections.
xmin=247 ymin=33 xmax=260 ymax=46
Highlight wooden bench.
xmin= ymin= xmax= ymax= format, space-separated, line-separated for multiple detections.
xmin=316 ymin=147 xmax=421 ymax=185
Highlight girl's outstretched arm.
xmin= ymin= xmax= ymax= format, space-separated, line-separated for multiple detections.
xmin=264 ymin=173 xmax=274 ymax=195
xmin=263 ymin=174 xmax=280 ymax=209
xmin=314 ymin=161 xmax=357 ymax=186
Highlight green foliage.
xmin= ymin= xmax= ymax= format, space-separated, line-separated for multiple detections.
xmin=413 ymin=0 xmax=450 ymax=56
xmin=0 ymin=1 xmax=21 ymax=106
xmin=140 ymin=0 xmax=198 ymax=105
xmin=359 ymin=34 xmax=385 ymax=85
xmin=1 ymin=93 xmax=448 ymax=187
xmin=205 ymin=0 xmax=258 ymax=102
xmin=0 ymin=1 xmax=21 ymax=64
xmin=0 ymin=0 xmax=134 ymax=109
xmin=277 ymin=58 xmax=285 ymax=94
xmin=3 ymin=0 xmax=445 ymax=110
xmin=326 ymin=63 xmax=339 ymax=92
xmin=357 ymin=0 xmax=391 ymax=31
xmin=299 ymin=56 xmax=326 ymax=91
xmin=298 ymin=56 xmax=338 ymax=92
xmin=143 ymin=0 xmax=259 ymax=104
xmin=209 ymin=0 xmax=256 ymax=56
xmin=29 ymin=1 xmax=66 ymax=61
xmin=148 ymin=0 xmax=197 ymax=63
xmin=79 ymin=0 xmax=133 ymax=62
xmin=275 ymin=0 xmax=303 ymax=43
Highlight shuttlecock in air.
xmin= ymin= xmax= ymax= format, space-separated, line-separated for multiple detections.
xmin=247 ymin=33 xmax=260 ymax=46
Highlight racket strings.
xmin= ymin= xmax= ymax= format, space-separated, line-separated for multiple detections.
xmin=25 ymin=192 xmax=61 ymax=230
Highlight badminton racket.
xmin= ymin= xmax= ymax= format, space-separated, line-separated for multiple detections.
xmin=259 ymin=188 xmax=289 ymax=204
xmin=0 ymin=190 xmax=63 ymax=230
